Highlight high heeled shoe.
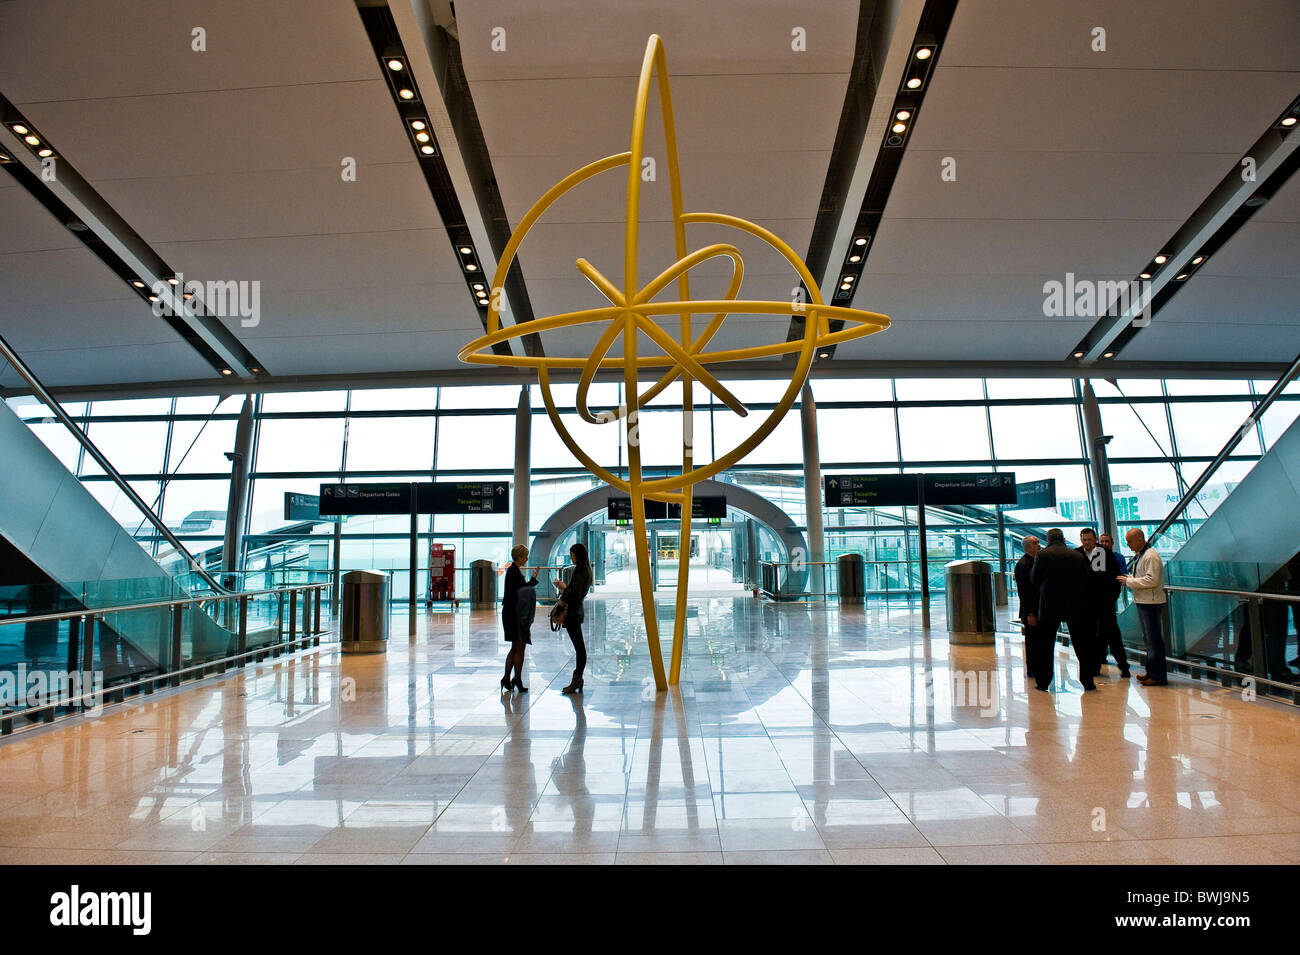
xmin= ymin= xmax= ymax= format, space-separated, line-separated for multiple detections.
xmin=561 ymin=670 xmax=583 ymax=695
xmin=500 ymin=676 xmax=512 ymax=691
xmin=511 ymin=676 xmax=528 ymax=692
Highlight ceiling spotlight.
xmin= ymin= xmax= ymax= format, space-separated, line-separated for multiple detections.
xmin=1073 ymin=351 xmax=1085 ymax=359
xmin=167 ymin=277 xmax=178 ymax=285
xmin=819 ymin=352 xmax=830 ymax=359
xmin=387 ymin=58 xmax=404 ymax=71
xmin=182 ymin=292 xmax=193 ymax=299
xmin=906 ymin=77 xmax=922 ymax=89
xmin=131 ymin=280 xmax=145 ymax=288
xmin=848 ymin=254 xmax=862 ymax=263
xmin=1191 ymin=255 xmax=1204 ymax=265
xmin=458 ymin=246 xmax=472 ymax=254
xmin=1153 ymin=254 xmax=1167 ymax=264
xmin=842 ymin=274 xmax=855 ymax=283
xmin=37 ymin=148 xmax=52 ymax=157
xmin=1139 ymin=272 xmax=1152 ymax=279
xmin=148 ymin=295 xmax=159 ymax=302
xmin=415 ymin=131 xmax=430 ymax=143
xmin=410 ymin=120 xmax=426 ymax=131
xmin=23 ymin=134 xmax=39 ymax=146
xmin=1175 ymin=272 xmax=1189 ymax=280
xmin=1244 ymin=195 xmax=1268 ymax=208
xmin=854 ymin=236 xmax=868 ymax=246
xmin=0 ymin=153 xmax=10 ymax=163
xmin=915 ymin=48 xmax=932 ymax=60
xmin=420 ymin=144 xmax=435 ymax=155
xmin=220 ymin=368 xmax=232 ymax=376
xmin=1102 ymin=351 xmax=1115 ymax=359
xmin=472 ymin=283 xmax=485 ymax=291
xmin=892 ymin=122 xmax=908 ymax=134
xmin=896 ymin=110 xmax=911 ymax=121
xmin=65 ymin=221 xmax=87 ymax=232
xmin=398 ymin=88 xmax=415 ymax=100
xmin=11 ymin=124 xmax=28 ymax=135
xmin=1283 ymin=117 xmax=1297 ymax=127
xmin=465 ymin=263 xmax=478 ymax=271
xmin=250 ymin=367 xmax=261 ymax=374
xmin=840 ymin=282 xmax=853 ymax=291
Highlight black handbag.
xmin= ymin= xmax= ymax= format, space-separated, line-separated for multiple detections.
xmin=549 ymin=601 xmax=568 ymax=631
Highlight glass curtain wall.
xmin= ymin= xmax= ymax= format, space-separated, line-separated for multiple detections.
xmin=6 ymin=377 xmax=1296 ymax=604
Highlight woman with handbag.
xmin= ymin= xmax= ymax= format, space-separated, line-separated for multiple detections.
xmin=502 ymin=544 xmax=538 ymax=692
xmin=553 ymin=543 xmax=592 ymax=694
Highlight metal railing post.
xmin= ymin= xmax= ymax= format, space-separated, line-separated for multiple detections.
xmin=170 ymin=603 xmax=184 ymax=687
xmin=1246 ymin=596 xmax=1268 ymax=691
xmin=313 ymin=586 xmax=322 ymax=642
xmin=237 ymin=595 xmax=248 ymax=666
xmin=288 ymin=590 xmax=297 ymax=652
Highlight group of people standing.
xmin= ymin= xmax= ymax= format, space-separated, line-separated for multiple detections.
xmin=500 ymin=542 xmax=592 ymax=695
xmin=1015 ymin=526 xmax=1168 ymax=692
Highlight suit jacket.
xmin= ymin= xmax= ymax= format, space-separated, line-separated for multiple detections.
xmin=502 ymin=562 xmax=537 ymax=629
xmin=1075 ymin=544 xmax=1122 ymax=611
xmin=1110 ymin=548 xmax=1127 ymax=576
xmin=1014 ymin=553 xmax=1036 ymax=623
xmin=1030 ymin=542 xmax=1089 ymax=621
xmin=515 ymin=583 xmax=537 ymax=641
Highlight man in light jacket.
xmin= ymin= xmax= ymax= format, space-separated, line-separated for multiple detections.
xmin=1118 ymin=528 xmax=1167 ymax=686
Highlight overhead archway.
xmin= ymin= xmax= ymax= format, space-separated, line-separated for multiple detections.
xmin=530 ymin=479 xmax=809 ymax=595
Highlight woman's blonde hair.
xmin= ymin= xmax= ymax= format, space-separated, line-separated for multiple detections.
xmin=511 ymin=544 xmax=529 ymax=563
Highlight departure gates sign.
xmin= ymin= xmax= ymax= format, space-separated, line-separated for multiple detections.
xmin=824 ymin=472 xmax=1017 ymax=507
xmin=319 ymin=482 xmax=508 ymax=516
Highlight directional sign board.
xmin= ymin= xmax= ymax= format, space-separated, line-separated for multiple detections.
xmin=608 ymin=498 xmax=668 ymax=521
xmin=824 ymin=473 xmax=1017 ymax=507
xmin=1011 ymin=478 xmax=1057 ymax=510
xmin=418 ymin=481 xmax=509 ymax=514
xmin=284 ymin=492 xmax=321 ymax=521
xmin=319 ymin=483 xmax=413 ymax=516
xmin=320 ymin=482 xmax=509 ymax=516
xmin=607 ymin=495 xmax=726 ymax=521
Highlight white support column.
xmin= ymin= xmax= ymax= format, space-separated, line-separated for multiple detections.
xmin=513 ymin=385 xmax=531 ymax=552
xmin=800 ymin=382 xmax=825 ymax=597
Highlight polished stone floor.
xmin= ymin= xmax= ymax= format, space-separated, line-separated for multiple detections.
xmin=1 ymin=597 xmax=1298 ymax=865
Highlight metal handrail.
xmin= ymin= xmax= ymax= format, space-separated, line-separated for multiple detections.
xmin=0 ymin=583 xmax=328 ymax=626
xmin=1164 ymin=584 xmax=1300 ymax=603
xmin=0 ymin=331 xmax=226 ymax=593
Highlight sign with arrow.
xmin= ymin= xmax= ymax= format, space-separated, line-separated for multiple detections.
xmin=320 ymin=482 xmax=509 ymax=516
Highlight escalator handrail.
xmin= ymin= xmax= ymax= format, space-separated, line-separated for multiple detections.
xmin=0 ymin=332 xmax=228 ymax=595
xmin=0 ymin=583 xmax=328 ymax=627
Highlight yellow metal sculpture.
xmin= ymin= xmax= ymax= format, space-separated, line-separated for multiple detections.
xmin=460 ymin=35 xmax=890 ymax=690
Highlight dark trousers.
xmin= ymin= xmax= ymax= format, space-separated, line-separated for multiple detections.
xmin=565 ymin=618 xmax=587 ymax=678
xmin=1027 ymin=621 xmax=1057 ymax=689
xmin=1095 ymin=608 xmax=1127 ymax=673
xmin=1037 ymin=617 xmax=1089 ymax=688
xmin=1137 ymin=602 xmax=1167 ymax=683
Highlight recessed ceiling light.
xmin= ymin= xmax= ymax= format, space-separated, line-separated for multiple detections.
xmin=167 ymin=277 xmax=178 ymax=285
xmin=895 ymin=110 xmax=911 ymax=121
xmin=1139 ymin=272 xmax=1152 ymax=279
xmin=398 ymin=88 xmax=415 ymax=100
xmin=148 ymin=295 xmax=159 ymax=302
xmin=472 ymin=283 xmax=485 ymax=290
xmin=1175 ymin=273 xmax=1188 ymax=281
xmin=37 ymin=148 xmax=52 ymax=157
xmin=131 ymin=280 xmax=145 ymax=288
xmin=410 ymin=120 xmax=426 ymax=131
xmin=220 ymin=368 xmax=232 ymax=376
xmin=848 ymin=254 xmax=861 ymax=263
xmin=1191 ymin=255 xmax=1204 ymax=265
xmin=840 ymin=282 xmax=852 ymax=291
xmin=906 ymin=77 xmax=922 ymax=89
xmin=892 ymin=122 xmax=907 ymax=134
xmin=465 ymin=263 xmax=478 ymax=271
xmin=23 ymin=134 xmax=39 ymax=146
xmin=819 ymin=352 xmax=830 ymax=359
xmin=459 ymin=246 xmax=472 ymax=254
xmin=183 ymin=292 xmax=193 ymax=299
xmin=915 ymin=48 xmax=932 ymax=60
xmin=420 ymin=144 xmax=435 ymax=155
xmin=250 ymin=367 xmax=261 ymax=374
xmin=1073 ymin=351 xmax=1085 ymax=358
xmin=1153 ymin=254 xmax=1167 ymax=264
xmin=65 ymin=221 xmax=87 ymax=232
xmin=11 ymin=124 xmax=28 ymax=135
xmin=415 ymin=131 xmax=430 ymax=143
xmin=854 ymin=237 xmax=868 ymax=246
xmin=1283 ymin=117 xmax=1297 ymax=127
xmin=842 ymin=275 xmax=854 ymax=283
xmin=387 ymin=59 xmax=404 ymax=71
xmin=1102 ymin=351 xmax=1114 ymax=358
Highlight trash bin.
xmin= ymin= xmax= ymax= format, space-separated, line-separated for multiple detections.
xmin=471 ymin=559 xmax=497 ymax=610
xmin=945 ymin=559 xmax=995 ymax=645
xmin=837 ymin=554 xmax=865 ymax=605
xmin=992 ymin=571 xmax=1009 ymax=607
xmin=340 ymin=570 xmax=389 ymax=653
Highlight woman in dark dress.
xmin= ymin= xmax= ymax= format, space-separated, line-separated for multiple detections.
xmin=554 ymin=543 xmax=592 ymax=695
xmin=502 ymin=544 xmax=537 ymax=692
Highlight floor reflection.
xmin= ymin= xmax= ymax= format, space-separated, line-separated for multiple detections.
xmin=0 ymin=597 xmax=1297 ymax=865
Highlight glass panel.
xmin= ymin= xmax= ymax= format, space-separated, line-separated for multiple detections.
xmin=894 ymin=378 xmax=984 ymax=400
xmin=89 ymin=398 xmax=173 ymax=416
xmin=261 ymin=391 xmax=348 ymax=412
xmin=985 ymin=378 xmax=1076 ymax=398
xmin=807 ymin=378 xmax=894 ymax=401
xmin=989 ymin=404 xmax=1083 ymax=459
xmin=1099 ymin=399 xmax=1172 ymax=458
xmin=160 ymin=479 xmax=230 ymax=538
xmin=1169 ymin=401 xmax=1261 ymax=457
xmin=1164 ymin=379 xmax=1252 ymax=396
xmin=897 ymin=406 xmax=990 ymax=461
xmin=82 ymin=420 xmax=168 ymax=475
xmin=1108 ymin=462 xmax=1185 ymax=525
xmin=436 ymin=414 xmax=514 ymax=470
xmin=817 ymin=407 xmax=898 ymax=462
xmin=348 ymin=387 xmax=436 ymax=411
xmin=1260 ymin=399 xmax=1300 ymax=450
xmin=255 ymin=418 xmax=344 ymax=473
xmin=24 ymin=421 xmax=82 ymax=472
xmin=439 ymin=384 xmax=521 ymax=409
xmin=248 ymin=477 xmax=339 ymax=534
xmin=532 ymin=410 xmax=623 ymax=470
xmin=711 ymin=408 xmax=803 ymax=466
xmin=167 ymin=417 xmax=237 ymax=473
xmin=174 ymin=395 xmax=230 ymax=414
xmin=345 ymin=416 xmax=435 ymax=471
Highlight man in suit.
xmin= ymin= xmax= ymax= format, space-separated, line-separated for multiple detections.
xmin=1077 ymin=528 xmax=1128 ymax=679
xmin=1031 ymin=528 xmax=1094 ymax=691
xmin=1099 ymin=533 xmax=1127 ymax=576
xmin=1014 ymin=535 xmax=1041 ymax=681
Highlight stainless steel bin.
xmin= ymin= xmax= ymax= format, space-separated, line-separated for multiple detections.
xmin=945 ymin=559 xmax=995 ymax=645
xmin=471 ymin=559 xmax=498 ymax=610
xmin=340 ymin=570 xmax=389 ymax=653
xmin=837 ymin=554 xmax=865 ymax=605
